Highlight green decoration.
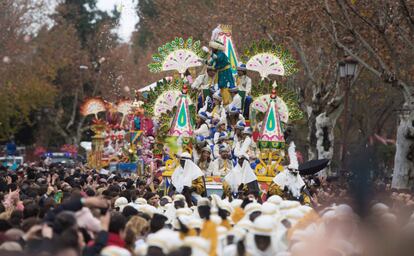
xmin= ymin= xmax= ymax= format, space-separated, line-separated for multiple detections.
xmin=148 ymin=37 xmax=208 ymax=74
xmin=241 ymin=40 xmax=298 ymax=77
xmin=143 ymin=78 xmax=197 ymax=117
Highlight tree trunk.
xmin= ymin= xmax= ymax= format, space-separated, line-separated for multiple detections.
xmin=392 ymin=104 xmax=414 ymax=189
xmin=307 ymin=106 xmax=319 ymax=160
xmin=315 ymin=113 xmax=336 ymax=176
xmin=315 ymin=97 xmax=344 ymax=177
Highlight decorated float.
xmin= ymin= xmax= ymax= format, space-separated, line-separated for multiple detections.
xmin=78 ymin=26 xmax=323 ymax=199
xmin=142 ymin=27 xmax=304 ymax=197
xmin=80 ymin=96 xmax=153 ymax=174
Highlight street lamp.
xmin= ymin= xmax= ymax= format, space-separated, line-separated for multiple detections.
xmin=339 ymin=56 xmax=358 ymax=78
xmin=339 ymin=55 xmax=358 ymax=176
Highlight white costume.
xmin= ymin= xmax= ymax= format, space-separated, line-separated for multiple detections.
xmin=228 ymin=93 xmax=242 ymax=111
xmin=272 ymin=142 xmax=305 ymax=199
xmin=233 ymin=135 xmax=252 ymax=158
xmin=191 ymin=73 xmax=213 ymax=90
xmin=245 ymin=215 xmax=280 ymax=256
xmin=237 ymin=75 xmax=252 ymax=95
xmin=194 ymin=123 xmax=210 ymax=137
xmin=272 ymin=170 xmax=306 ymax=199
xmin=208 ymin=157 xmax=233 ymax=177
xmin=224 ymin=160 xmax=257 ymax=193
xmin=171 ymin=156 xmax=204 ymax=193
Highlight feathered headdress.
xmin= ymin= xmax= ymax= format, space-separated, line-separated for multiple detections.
xmin=288 ymin=142 xmax=299 ymax=170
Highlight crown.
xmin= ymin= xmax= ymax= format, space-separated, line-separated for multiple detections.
xmin=220 ymin=24 xmax=232 ymax=34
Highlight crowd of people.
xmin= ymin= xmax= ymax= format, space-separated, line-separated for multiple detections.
xmin=0 ymin=164 xmax=413 ymax=256
xmin=1 ymin=28 xmax=413 ymax=256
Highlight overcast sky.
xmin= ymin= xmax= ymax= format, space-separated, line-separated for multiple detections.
xmin=96 ymin=0 xmax=139 ymax=42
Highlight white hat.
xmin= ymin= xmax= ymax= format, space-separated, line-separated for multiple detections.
xmin=146 ymin=229 xmax=183 ymax=254
xmin=134 ymin=198 xmax=147 ymax=205
xmin=229 ymin=227 xmax=247 ymax=242
xmin=213 ymin=91 xmax=222 ymax=101
xmin=173 ymin=194 xmax=186 ymax=202
xmin=236 ymin=219 xmax=253 ymax=231
xmin=179 ymin=152 xmax=192 ymax=159
xmin=197 ymin=197 xmax=211 ymax=207
xmin=183 ymin=236 xmax=210 ymax=256
xmin=209 ymin=40 xmax=225 ymax=51
xmin=101 ymin=246 xmax=131 ymax=256
xmin=250 ymin=215 xmax=276 ymax=236
xmin=261 ymin=202 xmax=278 ymax=216
xmin=381 ymin=212 xmax=397 ymax=225
xmin=219 ymin=143 xmax=230 ymax=153
xmin=188 ymin=217 xmax=203 ymax=230
xmin=139 ymin=204 xmax=157 ymax=218
xmin=242 ymin=127 xmax=252 ymax=135
xmin=283 ymin=208 xmax=305 ymax=223
xmin=321 ymin=209 xmax=336 ymax=222
xmin=244 ymin=202 xmax=262 ymax=216
xmin=267 ymin=195 xmax=283 ymax=206
xmin=178 ymin=207 xmax=193 ymax=216
xmin=201 ymin=146 xmax=211 ymax=153
xmin=371 ymin=203 xmax=389 ymax=215
xmin=334 ymin=204 xmax=354 ymax=220
xmin=114 ymin=197 xmax=128 ymax=212
xmin=230 ymin=199 xmax=243 ymax=209
xmin=298 ymin=205 xmax=314 ymax=215
xmin=279 ymin=200 xmax=301 ymax=212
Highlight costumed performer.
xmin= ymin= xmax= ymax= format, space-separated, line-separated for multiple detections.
xmin=223 ymin=154 xmax=259 ymax=200
xmin=268 ymin=142 xmax=311 ymax=205
xmin=208 ymin=144 xmax=233 ymax=177
xmin=208 ymin=40 xmax=235 ymax=105
xmin=170 ymin=152 xmax=206 ymax=206
xmin=191 ymin=67 xmax=216 ymax=110
xmin=236 ymin=63 xmax=253 ymax=118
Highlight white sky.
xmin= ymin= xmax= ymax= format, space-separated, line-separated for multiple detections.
xmin=96 ymin=0 xmax=139 ymax=42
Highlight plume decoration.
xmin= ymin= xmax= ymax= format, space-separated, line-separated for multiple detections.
xmin=241 ymin=40 xmax=298 ymax=78
xmin=148 ymin=37 xmax=208 ymax=74
xmin=287 ymin=142 xmax=299 ymax=170
xmin=80 ymin=98 xmax=106 ymax=119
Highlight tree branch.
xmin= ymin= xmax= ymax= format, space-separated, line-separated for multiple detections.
xmin=65 ymin=88 xmax=79 ymax=130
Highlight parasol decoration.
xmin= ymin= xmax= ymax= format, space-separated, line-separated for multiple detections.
xmin=251 ymin=94 xmax=289 ymax=123
xmin=80 ymin=98 xmax=106 ymax=119
xmin=148 ymin=37 xmax=208 ymax=75
xmin=153 ymin=90 xmax=183 ymax=119
xmin=246 ymin=53 xmax=285 ymax=79
xmin=162 ymin=49 xmax=202 ymax=75
xmin=116 ymin=100 xmax=133 ymax=126
xmin=298 ymin=159 xmax=330 ymax=176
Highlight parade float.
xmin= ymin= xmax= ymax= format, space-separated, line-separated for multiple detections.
xmin=80 ymin=96 xmax=153 ymax=174
xmin=142 ymin=27 xmax=304 ymax=197
xmin=78 ymin=26 xmax=325 ymax=198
